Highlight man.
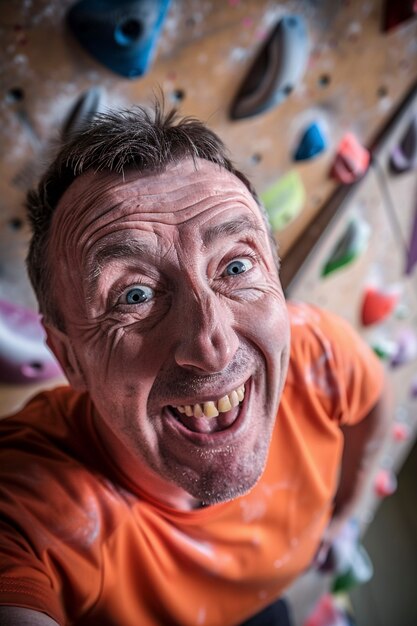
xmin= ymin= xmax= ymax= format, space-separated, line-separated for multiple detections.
xmin=0 ymin=103 xmax=391 ymax=626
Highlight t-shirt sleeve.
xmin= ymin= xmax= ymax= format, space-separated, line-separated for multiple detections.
xmin=288 ymin=302 xmax=385 ymax=426
xmin=0 ymin=395 xmax=66 ymax=624
xmin=324 ymin=309 xmax=384 ymax=425
xmin=0 ymin=387 xmax=119 ymax=625
xmin=0 ymin=522 xmax=65 ymax=625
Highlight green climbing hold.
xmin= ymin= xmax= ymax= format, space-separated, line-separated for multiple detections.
xmin=321 ymin=217 xmax=370 ymax=277
xmin=261 ymin=170 xmax=305 ymax=232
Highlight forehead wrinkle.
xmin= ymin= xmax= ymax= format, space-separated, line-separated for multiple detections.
xmin=81 ymin=172 xmax=238 ymax=224
xmin=113 ymin=192 xmax=254 ymax=226
xmin=113 ymin=171 xmax=256 ymax=220
xmin=201 ymin=215 xmax=264 ymax=247
xmin=52 ymin=190 xmax=126 ymax=271
xmin=75 ymin=202 xmax=129 ymax=251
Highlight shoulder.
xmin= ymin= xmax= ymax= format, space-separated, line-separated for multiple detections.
xmin=287 ymin=300 xmax=376 ymax=367
xmin=285 ymin=301 xmax=384 ymax=424
xmin=0 ymin=384 xmax=130 ymax=517
xmin=287 ymin=301 xmax=348 ymax=378
xmin=0 ymin=386 xmax=91 ymax=452
xmin=0 ymin=388 xmax=133 ymax=623
xmin=0 ymin=386 xmax=121 ymax=506
xmin=288 ymin=300 xmax=353 ymax=341
xmin=0 ymin=389 xmax=128 ymax=617
xmin=0 ymin=386 xmax=112 ymax=537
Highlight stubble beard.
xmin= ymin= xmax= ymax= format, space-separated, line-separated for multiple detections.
xmin=157 ymin=422 xmax=273 ymax=506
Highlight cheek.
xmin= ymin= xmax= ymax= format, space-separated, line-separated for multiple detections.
xmin=238 ymin=286 xmax=289 ymax=351
xmin=79 ymin=322 xmax=171 ymax=389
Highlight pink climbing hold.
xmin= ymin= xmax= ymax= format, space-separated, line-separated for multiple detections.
xmin=331 ymin=133 xmax=370 ymax=184
xmin=374 ymin=469 xmax=397 ymax=498
xmin=360 ymin=286 xmax=400 ymax=326
xmin=390 ymin=328 xmax=417 ymax=367
xmin=392 ymin=422 xmax=411 ymax=442
xmin=304 ymin=593 xmax=350 ymax=626
xmin=0 ymin=299 xmax=62 ymax=384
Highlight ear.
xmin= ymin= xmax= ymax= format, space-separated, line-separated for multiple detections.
xmin=43 ymin=322 xmax=87 ymax=392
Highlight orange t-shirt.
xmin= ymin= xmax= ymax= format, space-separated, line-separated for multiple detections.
xmin=0 ymin=303 xmax=383 ymax=626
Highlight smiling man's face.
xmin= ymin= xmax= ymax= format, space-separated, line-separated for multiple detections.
xmin=47 ymin=158 xmax=290 ymax=509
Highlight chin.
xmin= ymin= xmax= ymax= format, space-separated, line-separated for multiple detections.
xmin=198 ymin=477 xmax=260 ymax=507
xmin=181 ymin=440 xmax=270 ymax=506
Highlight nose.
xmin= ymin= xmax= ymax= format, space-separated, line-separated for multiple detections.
xmin=174 ymin=290 xmax=239 ymax=374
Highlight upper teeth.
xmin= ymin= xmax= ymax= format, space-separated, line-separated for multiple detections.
xmin=174 ymin=384 xmax=245 ymax=419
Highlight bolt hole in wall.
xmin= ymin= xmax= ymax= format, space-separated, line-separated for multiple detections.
xmin=171 ymin=88 xmax=186 ymax=103
xmin=21 ymin=362 xmax=43 ymax=379
xmin=311 ymin=196 xmax=322 ymax=207
xmin=251 ymin=153 xmax=263 ymax=165
xmin=114 ymin=18 xmax=144 ymax=45
xmin=8 ymin=218 xmax=23 ymax=231
xmin=318 ymin=74 xmax=331 ymax=88
xmin=6 ymin=87 xmax=25 ymax=103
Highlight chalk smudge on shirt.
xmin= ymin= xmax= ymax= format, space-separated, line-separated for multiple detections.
xmin=274 ymin=552 xmax=291 ymax=569
xmin=305 ymin=347 xmax=339 ymax=398
xmin=289 ymin=302 xmax=321 ymax=327
xmin=197 ymin=606 xmax=207 ymax=624
xmin=170 ymin=528 xmax=216 ymax=561
xmin=261 ymin=480 xmax=297 ymax=498
xmin=240 ymin=479 xmax=297 ymax=523
xmin=240 ymin=497 xmax=267 ymax=523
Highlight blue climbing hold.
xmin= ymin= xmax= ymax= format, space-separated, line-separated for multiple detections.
xmin=294 ymin=122 xmax=327 ymax=161
xmin=67 ymin=0 xmax=171 ymax=78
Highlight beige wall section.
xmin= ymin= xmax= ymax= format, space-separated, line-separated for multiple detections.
xmin=0 ymin=0 xmax=417 ymax=414
xmin=287 ymin=87 xmax=417 ymax=534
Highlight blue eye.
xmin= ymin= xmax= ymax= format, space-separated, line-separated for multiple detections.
xmin=122 ymin=285 xmax=154 ymax=305
xmin=225 ymin=258 xmax=253 ymax=276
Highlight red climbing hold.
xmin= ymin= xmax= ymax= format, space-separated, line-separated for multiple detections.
xmin=331 ymin=133 xmax=370 ymax=184
xmin=360 ymin=286 xmax=400 ymax=326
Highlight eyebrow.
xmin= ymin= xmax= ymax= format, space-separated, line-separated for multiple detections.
xmin=85 ymin=239 xmax=155 ymax=302
xmin=202 ymin=215 xmax=263 ymax=246
xmin=93 ymin=239 xmax=154 ymax=267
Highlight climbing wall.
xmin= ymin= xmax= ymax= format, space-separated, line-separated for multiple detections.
xmin=286 ymin=84 xmax=417 ymax=535
xmin=0 ymin=0 xmax=417 ymax=415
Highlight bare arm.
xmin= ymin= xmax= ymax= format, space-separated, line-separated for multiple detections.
xmin=323 ymin=373 xmax=394 ymax=546
xmin=0 ymin=607 xmax=60 ymax=626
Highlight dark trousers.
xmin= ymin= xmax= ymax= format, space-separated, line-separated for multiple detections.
xmin=239 ymin=598 xmax=292 ymax=626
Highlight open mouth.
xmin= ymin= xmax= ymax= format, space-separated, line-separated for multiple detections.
xmin=166 ymin=382 xmax=247 ymax=434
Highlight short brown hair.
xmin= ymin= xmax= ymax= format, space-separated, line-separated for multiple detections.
xmin=26 ymin=101 xmax=272 ymax=329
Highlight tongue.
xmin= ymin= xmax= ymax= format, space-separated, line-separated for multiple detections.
xmin=170 ymin=406 xmax=240 ymax=433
